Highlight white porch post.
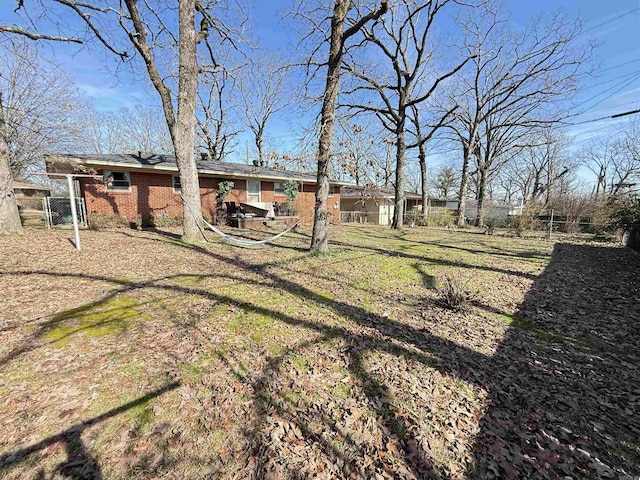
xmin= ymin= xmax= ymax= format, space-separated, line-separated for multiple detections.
xmin=67 ymin=174 xmax=81 ymax=251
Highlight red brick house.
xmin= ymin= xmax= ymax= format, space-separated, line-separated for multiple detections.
xmin=46 ymin=153 xmax=347 ymax=226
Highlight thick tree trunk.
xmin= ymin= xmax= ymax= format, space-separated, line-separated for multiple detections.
xmin=175 ymin=0 xmax=204 ymax=241
xmin=475 ymin=167 xmax=487 ymax=227
xmin=256 ymin=136 xmax=263 ymax=163
xmin=418 ymin=147 xmax=428 ymax=219
xmin=311 ymin=1 xmax=349 ymax=253
xmin=0 ymin=90 xmax=23 ymax=235
xmin=391 ymin=124 xmax=406 ymax=229
xmin=456 ymin=146 xmax=470 ymax=227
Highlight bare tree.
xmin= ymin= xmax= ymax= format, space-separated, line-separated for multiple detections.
xmin=498 ymin=128 xmax=572 ymax=206
xmin=612 ymin=119 xmax=640 ymax=195
xmin=0 ymin=39 xmax=92 ymax=233
xmin=407 ymin=102 xmax=458 ymax=218
xmin=333 ymin=117 xmax=391 ymax=184
xmin=307 ymin=0 xmax=389 ymax=252
xmin=579 ymin=131 xmax=638 ymax=198
xmin=2 ymin=0 xmax=241 ymax=241
xmin=0 ymin=40 xmax=89 ymax=178
xmin=238 ymin=54 xmax=291 ymax=164
xmin=197 ymin=69 xmax=239 ymax=161
xmin=449 ymin=5 xmax=589 ymax=227
xmin=433 ymin=165 xmax=459 ymax=199
xmin=85 ymin=105 xmax=173 ymax=155
xmin=342 ymin=0 xmax=472 ymax=229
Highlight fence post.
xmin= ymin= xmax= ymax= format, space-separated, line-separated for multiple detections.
xmin=548 ymin=209 xmax=554 ymax=240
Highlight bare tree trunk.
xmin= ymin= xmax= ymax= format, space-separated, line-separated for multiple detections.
xmin=0 ymin=90 xmax=22 ymax=235
xmin=255 ymin=134 xmax=264 ymax=163
xmin=475 ymin=167 xmax=487 ymax=227
xmin=456 ymin=146 xmax=470 ymax=227
xmin=418 ymin=146 xmax=428 ymax=219
xmin=391 ymin=125 xmax=406 ymax=229
xmin=175 ymin=0 xmax=203 ymax=241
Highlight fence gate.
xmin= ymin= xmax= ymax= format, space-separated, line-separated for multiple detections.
xmin=43 ymin=197 xmax=88 ymax=229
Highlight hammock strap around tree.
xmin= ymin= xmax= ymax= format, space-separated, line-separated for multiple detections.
xmin=201 ymin=217 xmax=299 ymax=246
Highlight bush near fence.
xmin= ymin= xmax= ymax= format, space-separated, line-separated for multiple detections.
xmin=89 ymin=213 xmax=130 ymax=230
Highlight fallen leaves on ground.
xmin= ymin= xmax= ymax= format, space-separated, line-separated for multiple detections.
xmin=0 ymin=226 xmax=638 ymax=479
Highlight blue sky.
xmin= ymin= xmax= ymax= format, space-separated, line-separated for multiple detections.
xmin=505 ymin=1 xmax=640 ymax=147
xmin=1 ymin=1 xmax=640 ymax=163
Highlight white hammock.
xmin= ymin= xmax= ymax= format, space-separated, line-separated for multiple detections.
xmin=202 ymin=217 xmax=299 ymax=246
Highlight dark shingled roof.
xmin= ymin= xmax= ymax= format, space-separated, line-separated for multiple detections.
xmin=48 ymin=153 xmax=352 ymax=185
xmin=340 ymin=184 xmax=421 ymax=200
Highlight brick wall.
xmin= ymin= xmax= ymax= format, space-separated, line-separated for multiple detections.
xmin=80 ymin=170 xmax=340 ymax=227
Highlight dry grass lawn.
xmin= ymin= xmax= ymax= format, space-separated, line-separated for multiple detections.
xmin=0 ymin=225 xmax=638 ymax=479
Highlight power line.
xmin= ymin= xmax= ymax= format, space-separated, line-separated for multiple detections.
xmin=582 ymin=72 xmax=640 ymax=112
xmin=582 ymin=7 xmax=640 ymax=34
xmin=572 ymin=71 xmax=640 ymax=111
xmin=597 ymin=57 xmax=640 ymax=74
xmin=563 ymin=71 xmax=640 ymax=125
xmin=580 ymin=71 xmax=640 ymax=91
xmin=567 ymin=107 xmax=640 ymax=126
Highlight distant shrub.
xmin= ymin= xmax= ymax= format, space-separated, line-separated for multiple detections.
xmin=435 ymin=272 xmax=477 ymax=310
xmin=140 ymin=212 xmax=182 ymax=228
xmin=19 ymin=194 xmax=45 ymax=210
xmin=89 ymin=213 xmax=129 ymax=230
xmin=426 ymin=210 xmax=456 ymax=227
xmin=507 ymin=205 xmax=544 ymax=236
xmin=611 ymin=199 xmax=640 ymax=231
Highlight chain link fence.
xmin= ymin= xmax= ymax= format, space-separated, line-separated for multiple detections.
xmin=43 ymin=197 xmax=87 ymax=229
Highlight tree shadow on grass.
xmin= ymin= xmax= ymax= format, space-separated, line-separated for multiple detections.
xmin=471 ymin=243 xmax=640 ymax=478
xmin=3 ymin=234 xmax=639 ymax=478
xmin=0 ymin=382 xmax=179 ymax=479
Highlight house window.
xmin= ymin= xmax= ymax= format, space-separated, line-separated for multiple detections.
xmin=274 ymin=182 xmax=285 ymax=195
xmin=328 ymin=185 xmax=338 ymax=195
xmin=172 ymin=175 xmax=181 ymax=193
xmin=105 ymin=171 xmax=131 ymax=191
xmin=247 ymin=180 xmax=260 ymax=203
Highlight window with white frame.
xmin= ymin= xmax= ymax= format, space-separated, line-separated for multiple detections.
xmin=172 ymin=175 xmax=182 ymax=193
xmin=247 ymin=180 xmax=260 ymax=203
xmin=105 ymin=171 xmax=131 ymax=191
xmin=274 ymin=182 xmax=285 ymax=195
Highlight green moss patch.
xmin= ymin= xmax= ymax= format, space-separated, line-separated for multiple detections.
xmin=493 ymin=312 xmax=600 ymax=349
xmin=42 ymin=296 xmax=146 ymax=347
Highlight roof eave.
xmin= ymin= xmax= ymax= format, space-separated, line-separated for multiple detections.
xmin=55 ymin=158 xmax=350 ymax=185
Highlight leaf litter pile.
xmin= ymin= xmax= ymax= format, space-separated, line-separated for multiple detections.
xmin=0 ymin=225 xmax=638 ymax=479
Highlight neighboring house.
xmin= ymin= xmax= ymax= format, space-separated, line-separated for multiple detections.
xmin=12 ymin=180 xmax=52 ymax=206
xmin=340 ymin=184 xmax=519 ymax=227
xmin=456 ymin=199 xmax=520 ymax=226
xmin=45 ymin=153 xmax=348 ymax=226
xmin=340 ymin=185 xmax=422 ymax=225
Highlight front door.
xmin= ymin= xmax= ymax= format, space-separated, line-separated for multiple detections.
xmin=247 ymin=180 xmax=260 ymax=203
